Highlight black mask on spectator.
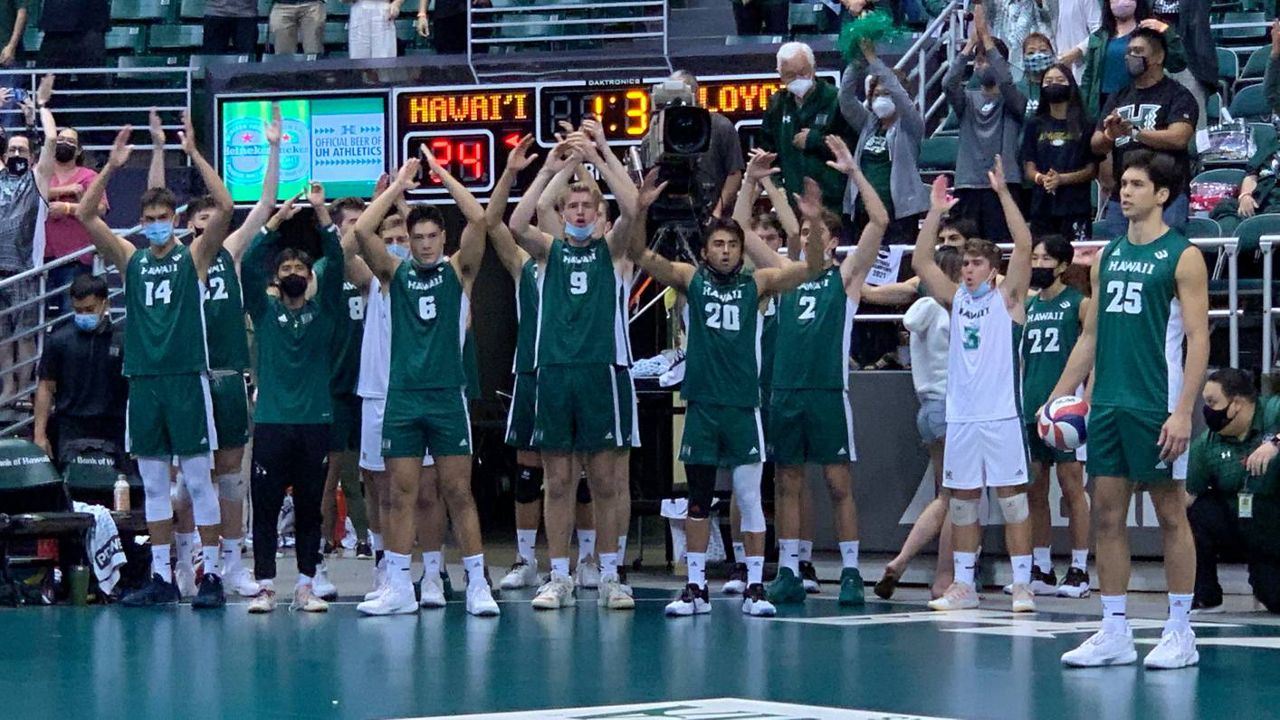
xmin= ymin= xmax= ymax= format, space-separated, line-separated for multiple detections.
xmin=54 ymin=143 xmax=77 ymax=163
xmin=1125 ymin=55 xmax=1148 ymax=78
xmin=1040 ymin=84 xmax=1071 ymax=104
xmin=277 ymin=274 xmax=308 ymax=299
xmin=5 ymin=155 xmax=28 ymax=175
xmin=1029 ymin=267 xmax=1056 ymax=289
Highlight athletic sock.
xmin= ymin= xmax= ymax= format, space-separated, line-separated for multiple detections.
xmin=259 ymin=578 xmax=274 ymax=591
xmin=798 ymin=540 xmax=814 ymax=563
xmin=1032 ymin=547 xmax=1052 ymax=574
xmin=686 ymin=552 xmax=706 ymax=586
xmin=386 ymin=551 xmax=412 ymax=590
xmin=1101 ymin=594 xmax=1128 ymax=634
xmin=599 ymin=552 xmax=618 ymax=578
xmin=550 ymin=557 xmax=570 ymax=578
xmin=1011 ymin=555 xmax=1032 ymax=586
xmin=1167 ymin=593 xmax=1193 ymax=632
xmin=297 ymin=573 xmax=313 ymax=588
xmin=516 ymin=529 xmax=538 ymax=565
xmin=746 ymin=556 xmax=764 ymax=585
xmin=778 ymin=539 xmax=800 ymax=575
xmin=152 ymin=544 xmax=173 ymax=582
xmin=838 ymin=541 xmax=860 ymax=569
xmin=577 ymin=529 xmax=597 ymax=563
xmin=617 ymin=535 xmax=628 ymax=564
xmin=953 ymin=551 xmax=977 ymax=587
xmin=175 ymin=532 xmax=196 ymax=570
xmin=463 ymin=554 xmax=486 ymax=589
xmin=201 ymin=545 xmax=221 ymax=577
xmin=369 ymin=532 xmax=384 ymax=553
xmin=1071 ymin=549 xmax=1089 ymax=571
xmin=732 ymin=541 xmax=746 ymax=563
xmin=220 ymin=538 xmax=242 ymax=573
xmin=423 ymin=551 xmax=442 ymax=580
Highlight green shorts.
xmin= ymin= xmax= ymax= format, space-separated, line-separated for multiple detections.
xmin=1025 ymin=423 xmax=1078 ymax=465
xmin=1086 ymin=405 xmax=1187 ymax=483
xmin=381 ymin=387 xmax=472 ymax=459
xmin=208 ymin=371 xmax=249 ymax=450
xmin=330 ymin=392 xmax=362 ymax=453
xmin=767 ymin=388 xmax=856 ymax=466
xmin=616 ymin=365 xmax=639 ymax=449
xmin=679 ymin=401 xmax=766 ymax=467
xmin=532 ymin=364 xmax=627 ymax=453
xmin=126 ymin=373 xmax=215 ymax=458
xmin=505 ymin=371 xmax=537 ymax=449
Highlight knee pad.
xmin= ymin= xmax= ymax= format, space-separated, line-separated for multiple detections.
xmin=949 ymin=497 xmax=980 ymax=527
xmin=178 ymin=454 xmax=221 ymax=527
xmin=686 ymin=465 xmax=715 ymax=520
xmin=514 ymin=465 xmax=544 ymax=505
xmin=137 ymin=457 xmax=174 ymax=523
xmin=731 ymin=463 xmax=766 ymax=534
xmin=999 ymin=493 xmax=1030 ymax=524
xmin=217 ymin=472 xmax=249 ymax=503
xmin=576 ymin=475 xmax=593 ymax=505
xmin=170 ymin=475 xmax=191 ymax=508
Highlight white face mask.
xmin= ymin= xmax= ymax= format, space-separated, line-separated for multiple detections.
xmin=870 ymin=96 xmax=895 ymax=119
xmin=788 ymin=77 xmax=814 ymax=99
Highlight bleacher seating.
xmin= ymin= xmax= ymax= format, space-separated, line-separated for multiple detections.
xmin=1229 ymin=83 xmax=1271 ymax=120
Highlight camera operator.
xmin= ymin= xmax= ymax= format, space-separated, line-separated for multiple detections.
xmin=668 ymin=70 xmax=745 ymax=220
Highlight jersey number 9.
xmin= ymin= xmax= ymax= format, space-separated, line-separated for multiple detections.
xmin=570 ymin=271 xmax=588 ymax=296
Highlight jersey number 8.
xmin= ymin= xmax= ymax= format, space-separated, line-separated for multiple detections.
xmin=1104 ymin=280 xmax=1143 ymax=315
xmin=348 ymin=296 xmax=366 ymax=321
xmin=706 ymin=302 xmax=740 ymax=331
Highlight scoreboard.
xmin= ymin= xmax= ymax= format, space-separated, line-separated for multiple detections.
xmin=217 ymin=71 xmax=838 ymax=203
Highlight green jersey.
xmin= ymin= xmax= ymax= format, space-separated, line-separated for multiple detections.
xmin=203 ymin=247 xmax=249 ymax=372
xmin=122 ymin=243 xmax=208 ymax=377
xmin=1186 ymin=396 xmax=1280 ymax=497
xmin=1093 ymin=229 xmax=1192 ymax=413
xmin=535 ymin=238 xmax=628 ymax=368
xmin=1020 ymin=286 xmax=1083 ymax=418
xmin=759 ymin=297 xmax=778 ymax=392
xmin=513 ymin=258 xmax=539 ymax=374
xmin=315 ymin=256 xmax=364 ymax=396
xmin=241 ymin=227 xmax=344 ymax=424
xmin=773 ymin=265 xmax=854 ymax=390
xmin=683 ymin=266 xmax=761 ymax=407
xmin=388 ymin=260 xmax=467 ymax=391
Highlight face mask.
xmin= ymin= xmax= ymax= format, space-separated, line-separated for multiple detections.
xmin=1029 ymin=267 xmax=1056 ymax=290
xmin=387 ymin=244 xmax=411 ymax=261
xmin=278 ymin=273 xmax=308 ymax=299
xmin=870 ymin=96 xmax=896 ymax=119
xmin=787 ymin=77 xmax=814 ymax=99
xmin=141 ymin=221 xmax=173 ymax=247
xmin=1023 ymin=51 xmax=1054 ymax=74
xmin=564 ymin=222 xmax=593 ymax=242
xmin=5 ymin=155 xmax=27 ymax=175
xmin=73 ymin=312 xmax=101 ymax=332
xmin=1125 ymin=54 xmax=1148 ymax=78
xmin=977 ymin=67 xmax=999 ymax=88
xmin=54 ymin=143 xmax=77 ymax=164
xmin=966 ymin=280 xmax=993 ymax=299
xmin=1040 ymin=83 xmax=1072 ymax=104
xmin=1110 ymin=0 xmax=1136 ymax=18
xmin=1202 ymin=403 xmax=1234 ymax=434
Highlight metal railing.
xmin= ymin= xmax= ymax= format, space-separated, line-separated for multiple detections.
xmin=892 ymin=0 xmax=964 ymax=131
xmin=467 ymin=0 xmax=669 ymax=70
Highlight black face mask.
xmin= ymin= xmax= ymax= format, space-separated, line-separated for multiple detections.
xmin=1040 ymin=83 xmax=1071 ymax=104
xmin=1202 ymin=403 xmax=1235 ymax=434
xmin=1029 ymin=267 xmax=1057 ymax=290
xmin=978 ymin=67 xmax=999 ymax=87
xmin=1125 ymin=55 xmax=1148 ymax=78
xmin=278 ymin=274 xmax=308 ymax=299
xmin=5 ymin=155 xmax=28 ymax=175
xmin=54 ymin=143 xmax=77 ymax=164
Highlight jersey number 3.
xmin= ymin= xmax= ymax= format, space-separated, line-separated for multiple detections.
xmin=1104 ymin=280 xmax=1143 ymax=315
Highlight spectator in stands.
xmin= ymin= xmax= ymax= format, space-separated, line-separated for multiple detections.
xmin=943 ymin=15 xmax=1026 ymax=243
xmin=1091 ymin=27 xmax=1196 ymax=237
xmin=0 ymin=0 xmax=28 ymax=130
xmin=670 ymin=70 xmax=745 ymax=219
xmin=420 ymin=0 xmax=466 ymax=54
xmin=32 ymin=274 xmax=126 ymax=469
xmin=202 ymin=0 xmax=259 ymax=55
xmin=981 ymin=0 xmax=1051 ymax=76
xmin=1074 ymin=0 xmax=1187 ymax=120
xmin=1213 ymin=22 xmax=1280 ymax=235
xmin=349 ymin=0 xmax=400 ymax=59
xmin=1187 ymin=368 xmax=1280 ymax=614
xmin=43 ymin=126 xmax=107 ymax=319
xmin=37 ymin=0 xmax=108 ymax=73
xmin=1149 ymin=0 xmax=1213 ymax=131
xmin=270 ymin=0 xmax=326 ymax=55
xmin=1018 ymin=32 xmax=1056 ymax=114
xmin=1021 ymin=63 xmax=1097 ymax=241
xmin=1054 ymin=0 xmax=1101 ymax=82
xmin=760 ymin=41 xmax=855 ymax=215
xmin=838 ymin=39 xmax=930 ymax=244
xmin=730 ymin=0 xmax=786 ymax=36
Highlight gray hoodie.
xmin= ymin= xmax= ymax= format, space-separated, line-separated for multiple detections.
xmin=943 ymin=46 xmax=1028 ymax=189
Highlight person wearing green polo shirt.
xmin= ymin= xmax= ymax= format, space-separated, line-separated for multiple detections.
xmin=1187 ymin=368 xmax=1280 ymax=614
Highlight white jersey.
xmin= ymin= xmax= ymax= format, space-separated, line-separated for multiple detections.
xmin=946 ymin=287 xmax=1020 ymax=423
xmin=356 ymin=277 xmax=392 ymax=400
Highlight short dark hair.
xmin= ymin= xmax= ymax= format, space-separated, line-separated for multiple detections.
xmin=1208 ymin=367 xmax=1257 ymax=404
xmin=1036 ymin=234 xmax=1074 ymax=266
xmin=186 ymin=194 xmax=218 ymax=218
xmin=1130 ymin=26 xmax=1167 ymax=59
xmin=990 ymin=37 xmax=1010 ymax=62
xmin=704 ymin=217 xmax=745 ymax=246
xmin=406 ymin=205 xmax=445 ymax=234
xmin=330 ymin=197 xmax=367 ymax=225
xmin=963 ymin=238 xmax=1001 ymax=268
xmin=1122 ymin=150 xmax=1182 ymax=207
xmin=139 ymin=187 xmax=177 ymax=213
xmin=751 ymin=212 xmax=787 ymax=240
xmin=936 ymin=246 xmax=962 ymax=282
xmin=273 ymin=246 xmax=314 ymax=274
xmin=70 ymin=273 xmax=108 ymax=301
xmin=814 ymin=207 xmax=842 ymax=238
xmin=941 ymin=216 xmax=978 ymax=242
xmin=1022 ymin=32 xmax=1053 ymax=54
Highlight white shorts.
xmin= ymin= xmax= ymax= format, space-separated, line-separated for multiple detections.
xmin=942 ymin=417 xmax=1029 ymax=491
xmin=359 ymin=396 xmax=434 ymax=472
xmin=347 ymin=0 xmax=398 ymax=59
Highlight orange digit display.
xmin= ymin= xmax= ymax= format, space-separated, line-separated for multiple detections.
xmin=404 ymin=90 xmax=532 ymax=126
xmin=697 ymin=80 xmax=785 ymax=118
xmin=624 ymin=89 xmax=649 ymax=136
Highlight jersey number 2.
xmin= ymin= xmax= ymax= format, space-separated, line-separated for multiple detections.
xmin=797 ymin=295 xmax=817 ymax=321
xmin=144 ymin=279 xmax=172 ymax=307
xmin=1104 ymin=280 xmax=1143 ymax=315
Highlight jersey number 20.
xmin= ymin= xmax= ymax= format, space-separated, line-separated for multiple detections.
xmin=705 ymin=302 xmax=740 ymax=331
xmin=1104 ymin=280 xmax=1143 ymax=315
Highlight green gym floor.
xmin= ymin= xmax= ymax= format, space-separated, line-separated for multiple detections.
xmin=4 ymin=555 xmax=1280 ymax=720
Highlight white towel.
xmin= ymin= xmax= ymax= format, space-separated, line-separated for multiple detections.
xmin=72 ymin=501 xmax=126 ymax=595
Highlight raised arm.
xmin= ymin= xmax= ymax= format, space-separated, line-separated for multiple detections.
xmin=183 ymin=111 xmax=235 ymax=275
xmin=762 ymin=176 xmax=800 ymax=246
xmin=487 ymin=134 xmax=537 ymax=279
xmin=537 ymin=150 xmax=582 ymax=238
xmin=421 ymin=147 xmax=486 ymax=285
xmin=828 ymin=136 xmax=886 ymax=299
xmin=74 ymin=126 xmax=137 ymax=272
xmin=510 ymin=142 xmax=577 ymax=261
xmin=147 ymin=108 xmax=166 ymax=190
xmin=577 ymin=123 xmax=638 ymax=260
xmin=910 ymin=176 xmax=961 ymax=307
xmin=356 ymin=159 xmax=419 ymax=285
xmin=629 ymin=170 xmax=695 ymax=291
xmin=1162 ymin=246 xmax=1210 ymax=462
xmin=734 ymin=150 xmax=785 ymax=270
xmin=990 ymin=155 xmax=1032 ymax=311
xmin=838 ymin=54 xmax=872 ymax=129
xmin=316 ymin=223 xmax=346 ymax=315
xmin=31 ymin=75 xmax=55 ymax=196
xmin=226 ymin=103 xmax=283 ymax=263
xmin=757 ymin=179 xmax=829 ymax=295
xmin=239 ymin=226 xmax=277 ymax=321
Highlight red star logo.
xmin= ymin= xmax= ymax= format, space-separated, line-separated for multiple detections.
xmin=282 ymin=133 xmax=292 ymax=142
xmin=241 ymin=132 xmax=254 ymax=142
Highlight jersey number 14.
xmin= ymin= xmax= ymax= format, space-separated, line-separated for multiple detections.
xmin=144 ymin=279 xmax=172 ymax=306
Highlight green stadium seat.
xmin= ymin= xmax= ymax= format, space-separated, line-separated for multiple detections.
xmin=181 ymin=0 xmax=207 ymax=19
xmin=1217 ymin=11 xmax=1267 ymax=43
xmin=188 ymin=53 xmax=253 ymax=78
xmin=395 ymin=18 xmax=416 ymax=42
xmin=724 ymin=35 xmax=784 ymax=46
xmin=116 ymin=55 xmax=187 ymax=82
xmin=788 ymin=3 xmax=819 ymax=34
xmin=1207 ymin=92 xmax=1222 ymax=125
xmin=1233 ymin=212 xmax=1280 ymax=252
xmin=918 ymin=136 xmax=958 ymax=172
xmin=1218 ymin=46 xmax=1240 ymax=85
xmin=20 ymin=28 xmax=41 ymax=53
xmin=259 ymin=22 xmax=270 ymax=45
xmin=1238 ymin=46 xmax=1270 ymax=86
xmin=148 ymin=24 xmax=205 ymax=49
xmin=259 ymin=0 xmax=273 ymax=17
xmin=105 ymin=26 xmax=147 ymax=54
xmin=323 ymin=21 xmax=348 ymax=46
xmin=1194 ymin=168 xmax=1247 ymax=187
xmin=1228 ymin=83 xmax=1271 ymax=120
xmin=1251 ymin=121 xmax=1277 ymax=150
xmin=111 ymin=0 xmax=179 ymax=23
xmin=404 ymin=45 xmax=437 ymax=56
xmin=326 ymin=0 xmax=351 ymax=17
xmin=1185 ymin=217 xmax=1223 ymax=239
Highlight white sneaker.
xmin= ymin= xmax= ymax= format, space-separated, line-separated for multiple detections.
xmin=721 ymin=563 xmax=748 ymax=595
xmin=1057 ymin=568 xmax=1091 ymax=599
xmin=665 ymin=584 xmax=711 ymax=616
xmin=531 ymin=573 xmax=576 ymax=610
xmin=499 ymin=559 xmax=538 ymax=590
xmin=1061 ymin=626 xmax=1138 ymax=667
xmin=357 ymin=582 xmax=418 ymax=616
xmin=599 ymin=573 xmax=635 ymax=610
xmin=175 ymin=566 xmax=197 ymax=599
xmin=419 ymin=574 xmax=447 ymax=608
xmin=1011 ymin=583 xmax=1037 ymax=613
xmin=313 ymin=564 xmax=338 ymax=601
xmin=575 ymin=558 xmax=601 ymax=590
xmin=1143 ymin=627 xmax=1199 ymax=670
xmin=741 ymin=584 xmax=776 ymax=617
xmin=247 ymin=588 xmax=276 ymax=614
xmin=224 ymin=565 xmax=261 ymax=597
xmin=291 ymin=584 xmax=329 ymax=613
xmin=927 ymin=581 xmax=980 ymax=611
xmin=466 ymin=583 xmax=501 ymax=617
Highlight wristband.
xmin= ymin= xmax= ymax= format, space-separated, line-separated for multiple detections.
xmin=1270 ymin=433 xmax=1280 ymax=448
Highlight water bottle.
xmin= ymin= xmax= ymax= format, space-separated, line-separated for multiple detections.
xmin=113 ymin=475 xmax=131 ymax=513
